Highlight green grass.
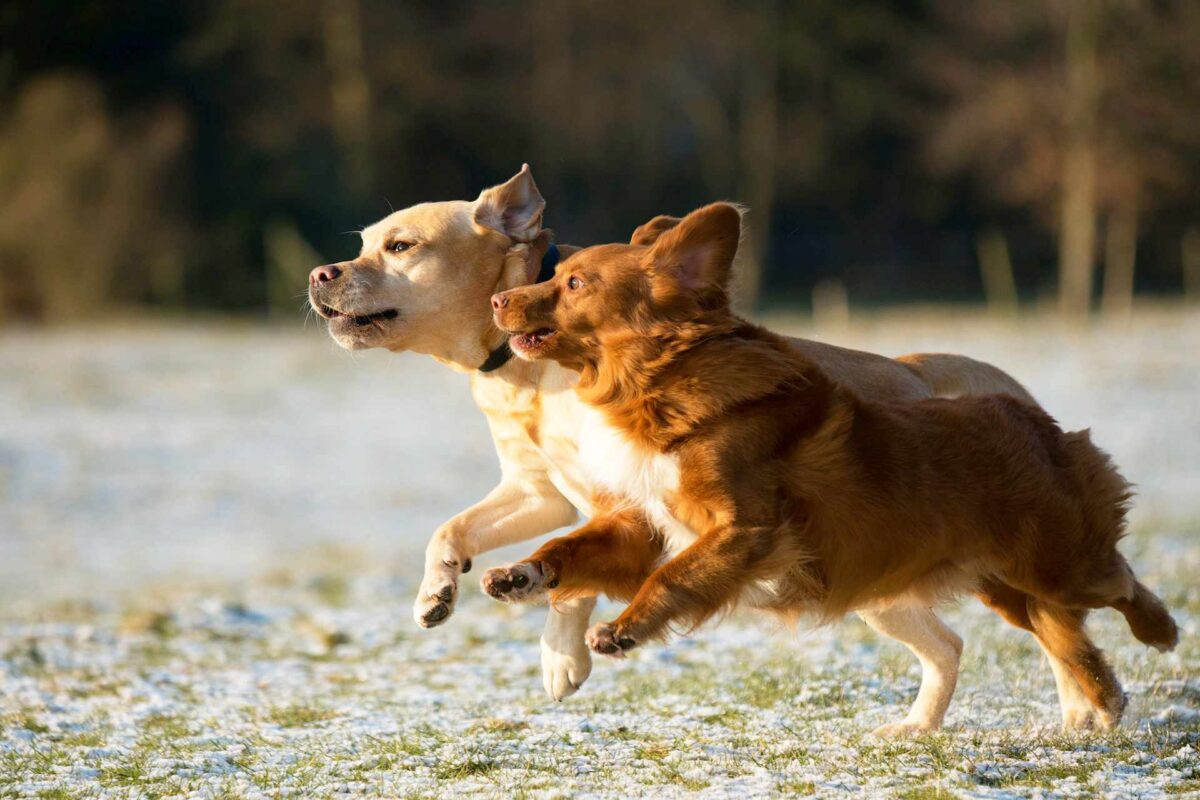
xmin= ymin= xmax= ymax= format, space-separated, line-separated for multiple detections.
xmin=37 ymin=789 xmax=83 ymax=800
xmin=894 ymin=787 xmax=959 ymax=800
xmin=140 ymin=712 xmax=193 ymax=739
xmin=432 ymin=754 xmax=501 ymax=781
xmin=263 ymin=704 xmax=337 ymax=728
xmin=2 ymin=561 xmax=1197 ymax=798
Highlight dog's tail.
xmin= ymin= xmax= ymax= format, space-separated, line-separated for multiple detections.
xmin=1058 ymin=428 xmax=1179 ymax=652
xmin=898 ymin=352 xmax=1037 ymax=405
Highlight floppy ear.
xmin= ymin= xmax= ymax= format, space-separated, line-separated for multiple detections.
xmin=647 ymin=203 xmax=742 ymax=295
xmin=630 ymin=215 xmax=683 ymax=246
xmin=474 ymin=163 xmax=545 ymax=242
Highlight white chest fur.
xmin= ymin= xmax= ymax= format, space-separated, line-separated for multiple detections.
xmin=577 ymin=407 xmax=698 ymax=556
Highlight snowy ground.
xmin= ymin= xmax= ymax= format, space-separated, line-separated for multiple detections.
xmin=1 ymin=308 xmax=1198 ymax=798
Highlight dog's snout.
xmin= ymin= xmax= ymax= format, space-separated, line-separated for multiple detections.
xmin=491 ymin=292 xmax=510 ymax=311
xmin=309 ymin=264 xmax=342 ymax=287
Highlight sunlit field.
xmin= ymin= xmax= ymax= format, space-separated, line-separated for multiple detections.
xmin=2 ymin=308 xmax=1198 ymax=798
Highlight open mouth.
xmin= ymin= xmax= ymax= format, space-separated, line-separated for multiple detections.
xmin=318 ymin=304 xmax=399 ymax=327
xmin=510 ymin=328 xmax=557 ymax=354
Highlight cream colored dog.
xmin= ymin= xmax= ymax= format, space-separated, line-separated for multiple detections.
xmin=307 ymin=166 xmax=1103 ymax=733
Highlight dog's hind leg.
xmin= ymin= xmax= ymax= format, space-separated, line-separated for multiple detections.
xmin=976 ymin=579 xmax=1099 ymax=731
xmin=1026 ymin=599 xmax=1126 ymax=730
xmin=860 ymin=606 xmax=962 ymax=737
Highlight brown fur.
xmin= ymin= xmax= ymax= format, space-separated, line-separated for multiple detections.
xmin=493 ymin=202 xmax=1178 ymax=724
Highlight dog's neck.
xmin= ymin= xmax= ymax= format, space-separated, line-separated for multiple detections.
xmin=424 ymin=236 xmax=561 ymax=376
xmin=474 ymin=242 xmax=562 ymax=375
xmin=577 ymin=313 xmax=825 ymax=451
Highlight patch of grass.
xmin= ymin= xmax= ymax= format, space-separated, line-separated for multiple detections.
xmin=1166 ymin=778 xmax=1200 ymax=795
xmin=37 ymin=789 xmax=82 ymax=800
xmin=699 ymin=707 xmax=746 ymax=729
xmin=652 ymin=762 xmax=709 ymax=791
xmin=598 ymin=725 xmax=664 ymax=747
xmin=1021 ymin=760 xmax=1099 ymax=788
xmin=778 ymin=779 xmax=818 ymax=795
xmin=462 ymin=629 xmax=489 ymax=648
xmin=308 ymin=574 xmax=350 ymax=607
xmin=264 ymin=704 xmax=337 ymax=728
xmin=65 ymin=672 xmax=125 ymax=699
xmin=762 ymin=744 xmax=812 ymax=770
xmin=634 ymin=742 xmax=672 ymax=762
xmin=914 ymin=736 xmax=957 ymax=775
xmin=362 ymin=727 xmax=449 ymax=764
xmin=140 ymin=712 xmax=192 ymax=739
xmin=433 ymin=753 xmax=501 ymax=781
xmin=894 ymin=787 xmax=959 ymax=800
xmin=101 ymin=757 xmax=151 ymax=788
xmin=58 ymin=729 xmax=105 ymax=748
xmin=474 ymin=718 xmax=529 ymax=734
xmin=15 ymin=712 xmax=50 ymax=734
xmin=120 ymin=610 xmax=176 ymax=637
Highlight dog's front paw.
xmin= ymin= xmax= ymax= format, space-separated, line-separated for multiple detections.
xmin=413 ymin=556 xmax=471 ymax=628
xmin=481 ymin=562 xmax=555 ymax=603
xmin=586 ymin=622 xmax=637 ymax=658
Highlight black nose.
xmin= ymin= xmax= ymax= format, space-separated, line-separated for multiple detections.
xmin=310 ymin=265 xmax=342 ymax=287
xmin=491 ymin=293 xmax=509 ymax=310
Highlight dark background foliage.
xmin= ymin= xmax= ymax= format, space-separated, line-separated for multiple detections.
xmin=1 ymin=0 xmax=1197 ymax=320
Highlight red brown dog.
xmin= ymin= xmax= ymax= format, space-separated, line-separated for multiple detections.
xmin=483 ymin=202 xmax=1178 ymax=733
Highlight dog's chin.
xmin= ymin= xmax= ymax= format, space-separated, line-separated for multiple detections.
xmin=327 ymin=315 xmax=400 ymax=349
xmin=315 ymin=304 xmax=401 ymax=350
xmin=508 ymin=328 xmax=558 ymax=361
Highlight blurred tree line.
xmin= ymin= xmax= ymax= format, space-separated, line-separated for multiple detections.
xmin=1 ymin=0 xmax=1198 ymax=321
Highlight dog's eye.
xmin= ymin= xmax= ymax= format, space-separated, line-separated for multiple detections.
xmin=389 ymin=241 xmax=414 ymax=254
xmin=567 ymin=275 xmax=582 ymax=291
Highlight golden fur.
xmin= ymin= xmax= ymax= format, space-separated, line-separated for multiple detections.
xmin=489 ymin=202 xmax=1178 ymax=730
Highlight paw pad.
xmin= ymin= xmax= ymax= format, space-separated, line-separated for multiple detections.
xmin=586 ymin=622 xmax=636 ymax=657
xmin=481 ymin=562 xmax=550 ymax=603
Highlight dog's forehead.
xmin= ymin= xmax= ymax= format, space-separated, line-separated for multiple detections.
xmin=360 ymin=200 xmax=474 ymax=247
xmin=559 ymin=243 xmax=644 ymax=276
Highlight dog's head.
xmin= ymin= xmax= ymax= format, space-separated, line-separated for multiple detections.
xmin=491 ymin=203 xmax=742 ymax=370
xmin=308 ymin=165 xmax=547 ymax=363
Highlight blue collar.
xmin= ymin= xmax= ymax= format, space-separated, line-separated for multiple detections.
xmin=537 ymin=242 xmax=561 ymax=283
xmin=479 ymin=241 xmax=561 ymax=373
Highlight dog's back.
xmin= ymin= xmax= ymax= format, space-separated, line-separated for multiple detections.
xmin=804 ymin=389 xmax=1176 ymax=650
xmin=862 ymin=393 xmax=1132 ymax=582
